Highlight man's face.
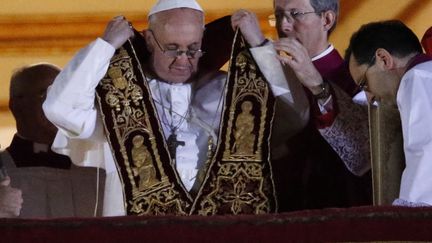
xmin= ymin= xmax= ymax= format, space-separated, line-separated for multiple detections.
xmin=274 ymin=0 xmax=329 ymax=57
xmin=349 ymin=54 xmax=397 ymax=105
xmin=148 ymin=9 xmax=204 ymax=84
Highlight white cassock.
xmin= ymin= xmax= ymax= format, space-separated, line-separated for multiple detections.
xmin=394 ymin=60 xmax=432 ymax=206
xmin=43 ymin=38 xmax=309 ymax=216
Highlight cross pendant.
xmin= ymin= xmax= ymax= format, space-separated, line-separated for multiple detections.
xmin=167 ymin=133 xmax=185 ymax=159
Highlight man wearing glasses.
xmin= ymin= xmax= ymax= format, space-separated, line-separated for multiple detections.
xmin=232 ymin=0 xmax=372 ymax=211
xmin=43 ymin=0 xmax=309 ymax=216
xmin=347 ymin=20 xmax=432 ymax=207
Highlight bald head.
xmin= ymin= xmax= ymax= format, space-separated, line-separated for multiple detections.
xmin=9 ymin=63 xmax=60 ymax=144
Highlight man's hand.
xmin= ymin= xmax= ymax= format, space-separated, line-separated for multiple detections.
xmin=0 ymin=176 xmax=23 ymax=218
xmin=102 ymin=15 xmax=135 ymax=49
xmin=274 ymin=38 xmax=324 ymax=94
xmin=231 ymin=10 xmax=266 ymax=47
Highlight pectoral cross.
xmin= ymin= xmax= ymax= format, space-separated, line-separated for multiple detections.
xmin=167 ymin=133 xmax=185 ymax=159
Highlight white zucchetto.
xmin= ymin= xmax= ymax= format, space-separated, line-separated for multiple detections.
xmin=148 ymin=0 xmax=203 ymax=17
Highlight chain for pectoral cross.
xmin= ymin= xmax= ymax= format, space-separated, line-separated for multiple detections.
xmin=154 ymin=81 xmax=190 ymax=160
xmin=167 ymin=130 xmax=185 ymax=160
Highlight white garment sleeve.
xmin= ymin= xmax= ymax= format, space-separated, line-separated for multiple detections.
xmin=397 ymin=67 xmax=432 ymax=205
xmin=43 ymin=38 xmax=116 ymax=139
xmin=42 ymin=38 xmax=118 ymax=173
xmin=250 ymin=44 xmax=310 ymax=148
xmin=250 ymin=44 xmax=292 ymax=97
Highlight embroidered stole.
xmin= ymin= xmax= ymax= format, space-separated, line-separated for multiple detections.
xmin=96 ymin=29 xmax=277 ymax=215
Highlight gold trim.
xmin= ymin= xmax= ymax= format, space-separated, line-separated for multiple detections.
xmin=97 ymin=43 xmax=191 ymax=215
xmin=191 ymin=31 xmax=277 ymax=215
xmin=97 ymin=29 xmax=276 ymax=215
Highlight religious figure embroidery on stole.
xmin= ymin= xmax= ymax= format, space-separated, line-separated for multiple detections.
xmin=222 ymin=50 xmax=268 ymax=162
xmin=97 ymin=46 xmax=192 ymax=216
xmin=131 ymin=135 xmax=159 ymax=190
xmin=191 ymin=32 xmax=277 ymax=215
xmin=97 ymin=25 xmax=276 ymax=216
xmin=232 ymin=100 xmax=256 ymax=155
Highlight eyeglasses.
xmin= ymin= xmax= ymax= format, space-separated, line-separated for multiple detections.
xmin=148 ymin=30 xmax=204 ymax=59
xmin=357 ymin=55 xmax=376 ymax=92
xmin=268 ymin=10 xmax=319 ymax=26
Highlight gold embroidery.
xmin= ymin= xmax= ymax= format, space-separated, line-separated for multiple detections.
xmin=223 ymin=50 xmax=268 ymax=162
xmin=108 ymin=66 xmax=128 ymax=90
xmin=194 ymin=136 xmax=214 ymax=190
xmin=192 ymin=33 xmax=277 ymax=215
xmin=197 ymin=164 xmax=269 ymax=215
xmin=129 ymin=184 xmax=188 ymax=215
xmin=98 ymin=46 xmax=190 ymax=215
xmin=98 ymin=30 xmax=276 ymax=216
xmin=232 ymin=100 xmax=256 ymax=155
xmin=131 ymin=135 xmax=159 ymax=190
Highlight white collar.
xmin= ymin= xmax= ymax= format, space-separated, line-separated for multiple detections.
xmin=16 ymin=133 xmax=50 ymax=153
xmin=149 ymin=79 xmax=192 ymax=99
xmin=149 ymin=79 xmax=191 ymax=87
xmin=311 ymin=45 xmax=334 ymax=61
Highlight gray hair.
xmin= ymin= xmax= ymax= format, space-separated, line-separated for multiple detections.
xmin=310 ymin=0 xmax=339 ymax=34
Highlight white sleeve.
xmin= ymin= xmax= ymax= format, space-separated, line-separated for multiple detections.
xmin=397 ymin=69 xmax=432 ymax=205
xmin=250 ymin=44 xmax=291 ymax=97
xmin=42 ymin=39 xmax=126 ymax=212
xmin=250 ymin=43 xmax=310 ymax=142
xmin=43 ymin=38 xmax=116 ymax=139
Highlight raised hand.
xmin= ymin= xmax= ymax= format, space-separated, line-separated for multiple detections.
xmin=231 ymin=9 xmax=266 ymax=47
xmin=102 ymin=15 xmax=135 ymax=49
xmin=274 ymin=37 xmax=324 ymax=94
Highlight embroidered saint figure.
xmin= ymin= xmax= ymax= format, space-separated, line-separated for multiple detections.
xmin=131 ymin=135 xmax=159 ymax=190
xmin=232 ymin=100 xmax=256 ymax=155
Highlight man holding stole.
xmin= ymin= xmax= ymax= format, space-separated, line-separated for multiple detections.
xmin=43 ymin=0 xmax=309 ymax=216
